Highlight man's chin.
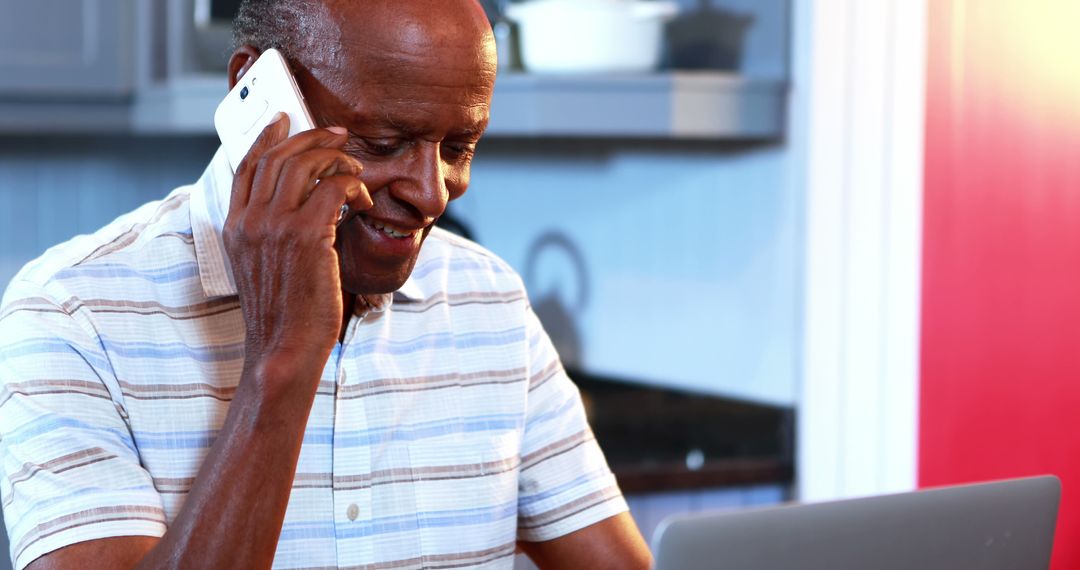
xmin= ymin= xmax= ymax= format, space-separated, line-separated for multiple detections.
xmin=337 ymin=232 xmax=425 ymax=297
xmin=341 ymin=268 xmax=412 ymax=297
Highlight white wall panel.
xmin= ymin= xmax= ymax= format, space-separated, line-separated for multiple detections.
xmin=797 ymin=0 xmax=927 ymax=501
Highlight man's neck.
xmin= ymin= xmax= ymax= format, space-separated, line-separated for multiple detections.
xmin=339 ymin=291 xmax=355 ymax=342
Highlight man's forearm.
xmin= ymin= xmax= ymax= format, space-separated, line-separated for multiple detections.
xmin=134 ymin=355 xmax=323 ymax=570
xmin=128 ymin=113 xmax=356 ymax=570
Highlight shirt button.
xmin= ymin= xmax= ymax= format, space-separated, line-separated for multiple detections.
xmin=346 ymin=503 xmax=359 ymax=521
xmin=338 ymin=369 xmax=347 ymax=386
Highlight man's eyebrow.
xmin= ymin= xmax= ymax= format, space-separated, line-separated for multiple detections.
xmin=452 ymin=123 xmax=488 ymax=140
xmin=359 ymin=114 xmax=489 ymax=140
xmin=449 ymin=114 xmax=491 ymax=139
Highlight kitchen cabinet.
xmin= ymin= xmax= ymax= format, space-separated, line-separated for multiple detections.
xmin=573 ymin=370 xmax=794 ymax=494
xmin=0 ymin=0 xmax=134 ymax=98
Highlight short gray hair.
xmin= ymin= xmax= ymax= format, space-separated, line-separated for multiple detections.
xmin=232 ymin=0 xmax=313 ymax=57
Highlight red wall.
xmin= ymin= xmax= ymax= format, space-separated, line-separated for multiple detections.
xmin=921 ymin=1 xmax=1080 ymax=567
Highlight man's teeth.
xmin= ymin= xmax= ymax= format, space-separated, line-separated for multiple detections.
xmin=371 ymin=220 xmax=412 ymax=238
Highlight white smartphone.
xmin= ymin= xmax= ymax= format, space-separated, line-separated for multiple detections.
xmin=214 ymin=48 xmax=349 ymax=224
xmin=214 ymin=48 xmax=317 ymax=173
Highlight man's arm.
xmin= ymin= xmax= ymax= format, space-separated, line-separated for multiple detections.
xmin=512 ymin=306 xmax=652 ymax=568
xmin=28 ymin=355 xmax=328 ymax=570
xmin=519 ymin=513 xmax=652 ymax=570
xmin=24 ymin=115 xmax=369 ymax=570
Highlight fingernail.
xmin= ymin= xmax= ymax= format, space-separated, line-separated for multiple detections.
xmin=269 ymin=112 xmax=285 ymax=124
xmin=327 ymin=126 xmax=348 ymax=135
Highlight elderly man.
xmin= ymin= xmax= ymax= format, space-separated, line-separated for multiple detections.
xmin=0 ymin=1 xmax=651 ymax=568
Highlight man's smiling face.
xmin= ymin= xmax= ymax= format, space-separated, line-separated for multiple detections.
xmin=289 ymin=0 xmax=497 ymax=296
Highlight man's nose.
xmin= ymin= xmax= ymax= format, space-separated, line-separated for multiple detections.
xmin=391 ymin=144 xmax=449 ymax=223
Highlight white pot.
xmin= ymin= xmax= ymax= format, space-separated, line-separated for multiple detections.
xmin=506 ymin=0 xmax=679 ymax=74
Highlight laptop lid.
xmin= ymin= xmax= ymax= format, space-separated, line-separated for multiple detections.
xmin=652 ymin=476 xmax=1060 ymax=570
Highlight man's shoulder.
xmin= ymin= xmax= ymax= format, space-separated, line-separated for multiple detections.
xmin=2 ymin=187 xmax=198 ymax=308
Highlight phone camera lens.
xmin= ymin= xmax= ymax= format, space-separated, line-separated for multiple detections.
xmin=240 ymin=86 xmax=249 ymax=100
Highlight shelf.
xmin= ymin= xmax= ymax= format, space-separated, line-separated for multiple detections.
xmin=488 ymin=72 xmax=786 ymax=139
xmin=1 ymin=72 xmax=787 ymax=140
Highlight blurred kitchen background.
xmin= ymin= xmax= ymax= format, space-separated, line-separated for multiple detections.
xmin=3 ymin=0 xmax=1080 ymax=568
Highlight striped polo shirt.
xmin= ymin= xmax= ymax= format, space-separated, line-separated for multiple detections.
xmin=0 ymin=148 xmax=627 ymax=570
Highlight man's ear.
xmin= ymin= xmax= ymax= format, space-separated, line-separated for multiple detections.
xmin=227 ymin=45 xmax=262 ymax=90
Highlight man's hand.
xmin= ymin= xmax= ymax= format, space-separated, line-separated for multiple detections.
xmin=224 ymin=113 xmax=371 ymax=383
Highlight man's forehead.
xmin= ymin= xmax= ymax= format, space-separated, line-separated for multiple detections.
xmin=284 ymin=0 xmax=495 ymax=136
xmin=294 ymin=0 xmax=492 ymax=58
xmin=291 ymin=0 xmax=495 ymax=81
xmin=303 ymin=43 xmax=496 ymax=110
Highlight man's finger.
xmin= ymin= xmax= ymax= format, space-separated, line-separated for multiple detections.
xmin=230 ymin=112 xmax=290 ymax=213
xmin=276 ymin=149 xmax=364 ymax=209
xmin=300 ymin=174 xmax=372 ymax=227
xmin=248 ymin=126 xmax=350 ymax=206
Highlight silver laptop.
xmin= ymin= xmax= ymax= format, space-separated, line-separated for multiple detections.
xmin=652 ymin=476 xmax=1060 ymax=570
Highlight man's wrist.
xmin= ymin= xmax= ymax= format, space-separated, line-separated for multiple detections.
xmin=237 ymin=350 xmax=326 ymax=415
xmin=244 ymin=344 xmax=329 ymax=381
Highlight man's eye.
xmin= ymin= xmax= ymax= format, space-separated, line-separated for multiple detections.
xmin=367 ymin=141 xmax=403 ymax=156
xmin=348 ymin=138 xmax=404 ymax=157
xmin=444 ymin=143 xmax=477 ymax=162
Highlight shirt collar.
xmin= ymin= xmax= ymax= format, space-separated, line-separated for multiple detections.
xmin=189 ymin=146 xmax=424 ymax=308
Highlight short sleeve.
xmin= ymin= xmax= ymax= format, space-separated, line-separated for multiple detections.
xmin=0 ymin=282 xmax=166 ymax=570
xmin=516 ymin=307 xmax=628 ymax=543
